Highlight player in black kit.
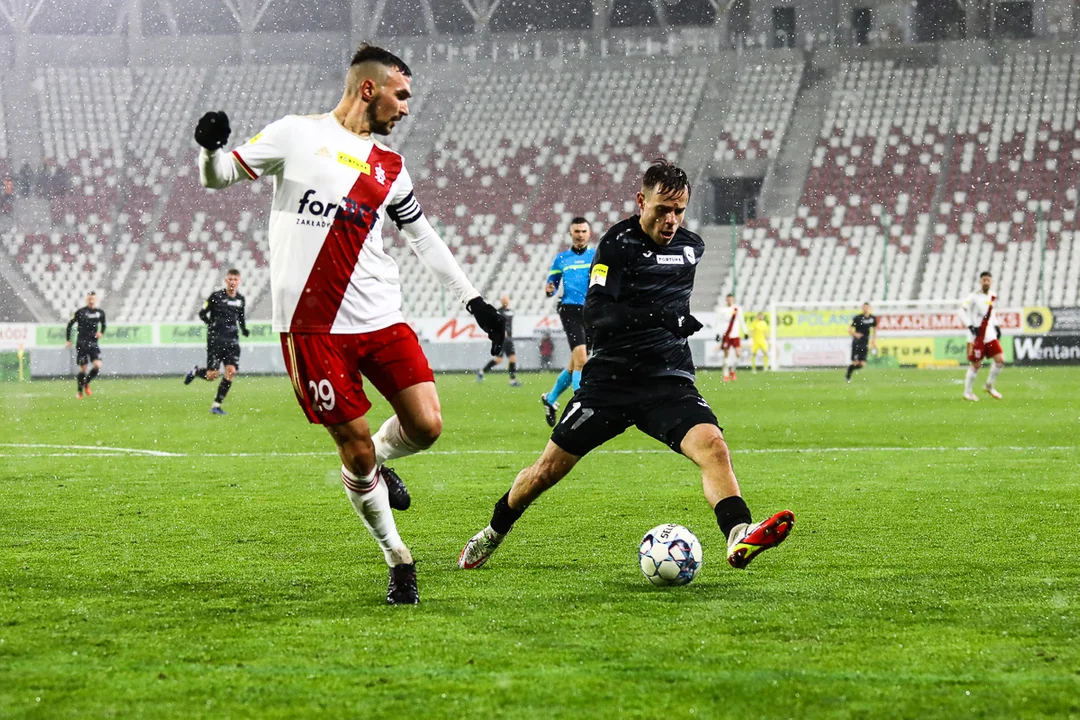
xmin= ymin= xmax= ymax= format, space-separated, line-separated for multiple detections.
xmin=846 ymin=303 xmax=878 ymax=382
xmin=184 ymin=268 xmax=248 ymax=414
xmin=477 ymin=294 xmax=521 ymax=386
xmin=459 ymin=160 xmax=795 ymax=572
xmin=65 ymin=292 xmax=106 ymax=399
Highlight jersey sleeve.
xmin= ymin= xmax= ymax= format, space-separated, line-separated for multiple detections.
xmin=385 ymin=165 xmax=424 ymax=229
xmin=546 ymin=253 xmax=563 ymax=288
xmin=201 ymin=117 xmax=291 ymax=190
xmin=230 ymin=118 xmax=291 ymax=180
xmin=98 ymin=310 xmax=107 ymax=334
xmin=587 ymin=235 xmax=624 ymax=300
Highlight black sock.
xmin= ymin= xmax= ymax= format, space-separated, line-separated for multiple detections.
xmin=215 ymin=378 xmax=232 ymax=404
xmin=76 ymin=371 xmax=86 ymax=391
xmin=508 ymin=361 xmax=517 ymax=380
xmin=483 ymin=359 xmax=497 ymax=373
xmin=490 ymin=491 xmax=525 ymax=535
xmin=846 ymin=364 xmax=856 ymax=379
xmin=196 ymin=368 xmax=209 ymax=379
xmin=86 ymin=367 xmax=99 ymax=383
xmin=714 ymin=495 xmax=752 ymax=539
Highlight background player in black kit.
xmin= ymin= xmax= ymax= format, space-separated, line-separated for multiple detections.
xmin=184 ymin=268 xmax=248 ymax=414
xmin=459 ymin=160 xmax=794 ymax=572
xmin=65 ymin=291 xmax=106 ymax=399
xmin=477 ymin=294 xmax=521 ymax=386
xmin=846 ymin=303 xmax=878 ymax=381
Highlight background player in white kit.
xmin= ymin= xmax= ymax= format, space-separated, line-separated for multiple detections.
xmin=959 ymin=271 xmax=1005 ymax=401
xmin=194 ymin=44 xmax=505 ymax=604
xmin=715 ymin=294 xmax=748 ymax=382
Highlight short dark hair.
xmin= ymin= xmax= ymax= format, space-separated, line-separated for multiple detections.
xmin=351 ymin=43 xmax=411 ymax=77
xmin=642 ymin=159 xmax=691 ymax=199
xmin=227 ymin=268 xmax=240 ymax=276
xmin=86 ymin=291 xmax=96 ymax=296
xmin=726 ymin=293 xmax=734 ymax=298
xmin=570 ymin=216 xmax=589 ymax=227
xmin=979 ymin=271 xmax=992 ymax=279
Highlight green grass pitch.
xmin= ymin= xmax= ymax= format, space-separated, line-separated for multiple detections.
xmin=2 ymin=368 xmax=1078 ymax=718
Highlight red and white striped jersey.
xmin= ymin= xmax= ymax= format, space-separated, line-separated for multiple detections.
xmin=960 ymin=291 xmax=999 ymax=343
xmin=200 ymin=112 xmax=477 ymax=334
xmin=717 ymin=305 xmax=748 ymax=340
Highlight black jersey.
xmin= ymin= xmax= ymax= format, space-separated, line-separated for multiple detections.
xmin=582 ymin=216 xmax=704 ymax=384
xmin=499 ymin=307 xmax=514 ymax=338
xmin=199 ymin=289 xmax=247 ymax=342
xmin=66 ymin=306 xmax=106 ymax=345
xmin=851 ymin=314 xmax=877 ymax=343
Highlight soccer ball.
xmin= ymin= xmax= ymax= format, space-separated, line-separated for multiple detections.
xmin=638 ymin=524 xmax=702 ymax=586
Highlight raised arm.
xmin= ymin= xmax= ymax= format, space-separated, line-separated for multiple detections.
xmin=197 ymin=112 xmax=286 ymax=190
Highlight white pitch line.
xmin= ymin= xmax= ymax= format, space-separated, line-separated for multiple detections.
xmin=0 ymin=443 xmax=184 ymax=457
xmin=1 ymin=443 xmax=1076 ymax=459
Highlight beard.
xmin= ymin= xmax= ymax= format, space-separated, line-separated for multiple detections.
xmin=366 ymin=97 xmax=397 ymax=136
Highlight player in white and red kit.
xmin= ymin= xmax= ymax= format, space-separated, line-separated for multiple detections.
xmin=715 ymin=294 xmax=748 ymax=381
xmin=959 ymin=271 xmax=1005 ymax=401
xmin=194 ymin=45 xmax=505 ymax=604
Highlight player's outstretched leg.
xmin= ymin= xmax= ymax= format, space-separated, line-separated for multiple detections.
xmin=459 ymin=441 xmax=579 ymax=569
xmin=681 ymin=424 xmax=794 ymax=570
xmin=76 ymin=369 xmax=86 ymax=399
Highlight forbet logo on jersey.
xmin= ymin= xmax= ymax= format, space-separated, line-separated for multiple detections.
xmin=296 ymin=189 xmax=378 ymax=231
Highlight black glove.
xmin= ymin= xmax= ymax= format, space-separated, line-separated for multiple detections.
xmin=660 ymin=308 xmax=703 ymax=339
xmin=466 ymin=297 xmax=506 ymax=356
xmin=242 ymin=328 xmax=250 ymax=337
xmin=195 ymin=111 xmax=231 ymax=150
xmin=968 ymin=325 xmax=978 ymax=336
xmin=994 ymin=324 xmax=1002 ymax=337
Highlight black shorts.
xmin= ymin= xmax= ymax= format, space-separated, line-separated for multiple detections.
xmin=558 ymin=303 xmax=588 ymax=349
xmin=207 ymin=340 xmax=241 ymax=370
xmin=496 ymin=339 xmax=516 ymax=358
xmin=550 ymin=378 xmax=720 ymax=457
xmin=75 ymin=344 xmax=100 ymax=366
xmin=851 ymin=341 xmax=869 ymax=362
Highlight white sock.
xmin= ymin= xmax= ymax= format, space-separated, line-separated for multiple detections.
xmin=987 ymin=362 xmax=1003 ymax=386
xmin=964 ymin=366 xmax=978 ymax=394
xmin=342 ymin=465 xmax=411 ymax=566
xmin=372 ymin=415 xmax=425 ymax=467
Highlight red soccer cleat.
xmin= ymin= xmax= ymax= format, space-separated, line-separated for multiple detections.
xmin=727 ymin=510 xmax=795 ymax=569
xmin=83 ymin=385 xmax=92 ymax=397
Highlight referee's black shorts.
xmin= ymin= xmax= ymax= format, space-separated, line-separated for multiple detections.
xmin=207 ymin=339 xmax=241 ymax=370
xmin=550 ymin=378 xmax=720 ymax=457
xmin=558 ymin=303 xmax=588 ymax=350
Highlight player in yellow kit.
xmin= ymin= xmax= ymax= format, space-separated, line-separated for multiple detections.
xmin=749 ymin=313 xmax=769 ymax=372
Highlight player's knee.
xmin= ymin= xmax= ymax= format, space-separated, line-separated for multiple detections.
xmin=225 ymin=366 xmax=237 ymax=380
xmin=699 ymin=431 xmax=731 ymax=467
xmin=410 ymin=410 xmax=442 ymax=447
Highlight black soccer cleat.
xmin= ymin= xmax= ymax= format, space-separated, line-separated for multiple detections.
xmin=540 ymin=394 xmax=558 ymax=428
xmin=387 ymin=562 xmax=419 ymax=605
xmin=184 ymin=365 xmax=198 ymax=385
xmin=381 ymin=466 xmax=411 ymax=511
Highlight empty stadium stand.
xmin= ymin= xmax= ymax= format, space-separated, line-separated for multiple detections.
xmin=4 ymin=46 xmax=1080 ymax=327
